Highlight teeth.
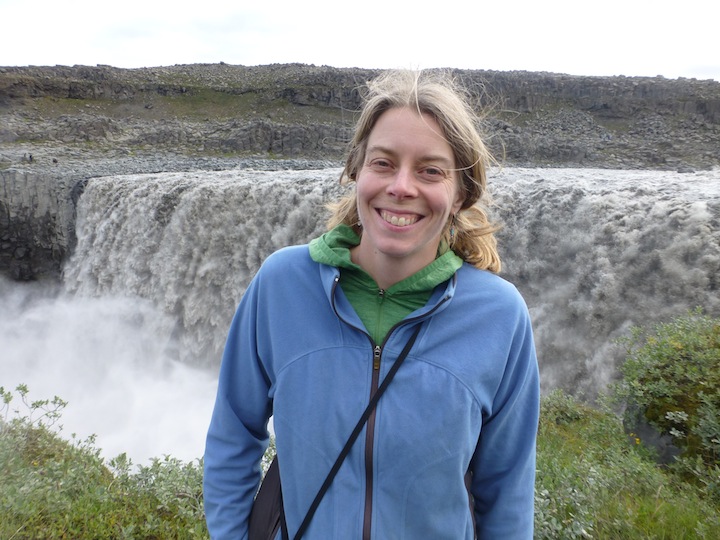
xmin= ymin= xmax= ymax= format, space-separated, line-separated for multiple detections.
xmin=382 ymin=212 xmax=417 ymax=227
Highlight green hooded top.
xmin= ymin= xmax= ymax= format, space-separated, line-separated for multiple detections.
xmin=309 ymin=224 xmax=463 ymax=345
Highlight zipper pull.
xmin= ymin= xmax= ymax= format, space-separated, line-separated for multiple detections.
xmin=373 ymin=345 xmax=381 ymax=370
xmin=378 ymin=289 xmax=385 ymax=298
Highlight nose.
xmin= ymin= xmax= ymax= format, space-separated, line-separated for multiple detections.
xmin=386 ymin=167 xmax=417 ymax=198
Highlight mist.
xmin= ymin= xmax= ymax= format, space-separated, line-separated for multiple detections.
xmin=1 ymin=277 xmax=216 ymax=464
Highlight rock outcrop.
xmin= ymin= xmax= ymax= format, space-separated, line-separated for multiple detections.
xmin=2 ymin=63 xmax=719 ymax=170
xmin=0 ymin=169 xmax=82 ymax=280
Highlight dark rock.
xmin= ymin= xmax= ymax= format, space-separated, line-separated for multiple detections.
xmin=0 ymin=170 xmax=78 ymax=281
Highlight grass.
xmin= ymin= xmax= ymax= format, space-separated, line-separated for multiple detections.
xmin=2 ymin=385 xmax=718 ymax=539
xmin=11 ymin=86 xmax=347 ymax=126
xmin=0 ymin=386 xmax=205 ymax=540
xmin=536 ymin=390 xmax=719 ymax=539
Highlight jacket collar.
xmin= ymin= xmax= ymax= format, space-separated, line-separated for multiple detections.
xmin=318 ymin=261 xmax=458 ymax=327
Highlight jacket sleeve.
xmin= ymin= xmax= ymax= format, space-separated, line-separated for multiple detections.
xmin=203 ymin=273 xmax=273 ymax=540
xmin=471 ymin=302 xmax=540 ymax=539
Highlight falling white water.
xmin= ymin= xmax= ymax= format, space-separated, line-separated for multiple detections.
xmin=492 ymin=167 xmax=720 ymax=395
xmin=0 ymin=279 xmax=218 ymax=464
xmin=1 ymin=166 xmax=719 ymax=464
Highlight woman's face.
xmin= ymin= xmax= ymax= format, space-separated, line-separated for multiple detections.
xmin=352 ymin=107 xmax=464 ymax=286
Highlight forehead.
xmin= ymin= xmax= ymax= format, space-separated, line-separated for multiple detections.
xmin=366 ymin=107 xmax=454 ymax=163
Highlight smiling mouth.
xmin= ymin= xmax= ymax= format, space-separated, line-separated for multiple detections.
xmin=380 ymin=210 xmax=419 ymax=227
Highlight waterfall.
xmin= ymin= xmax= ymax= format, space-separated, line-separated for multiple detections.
xmin=63 ymin=169 xmax=350 ymax=367
xmin=2 ymin=166 xmax=718 ymax=463
xmin=492 ymin=168 xmax=720 ymax=395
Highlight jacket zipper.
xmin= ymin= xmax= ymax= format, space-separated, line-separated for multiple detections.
xmin=362 ymin=344 xmax=382 ymax=540
xmin=362 ymin=285 xmax=385 ymax=539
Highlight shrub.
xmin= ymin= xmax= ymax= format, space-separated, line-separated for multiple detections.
xmin=615 ymin=309 xmax=720 ymax=499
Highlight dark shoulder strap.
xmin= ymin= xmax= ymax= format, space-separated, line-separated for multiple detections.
xmin=293 ymin=324 xmax=422 ymax=539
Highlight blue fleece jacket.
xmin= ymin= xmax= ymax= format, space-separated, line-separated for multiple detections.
xmin=203 ymin=244 xmax=539 ymax=539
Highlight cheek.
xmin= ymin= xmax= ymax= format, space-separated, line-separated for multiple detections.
xmin=354 ymin=176 xmax=370 ymax=204
xmin=355 ymin=172 xmax=382 ymax=202
xmin=354 ymin=176 xmax=377 ymax=220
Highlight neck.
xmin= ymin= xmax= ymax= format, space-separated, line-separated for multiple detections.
xmin=350 ymin=245 xmax=427 ymax=290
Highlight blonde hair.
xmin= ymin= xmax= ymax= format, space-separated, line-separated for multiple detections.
xmin=328 ymin=69 xmax=501 ymax=273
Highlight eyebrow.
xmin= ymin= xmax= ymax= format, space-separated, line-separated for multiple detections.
xmin=366 ymin=145 xmax=454 ymax=166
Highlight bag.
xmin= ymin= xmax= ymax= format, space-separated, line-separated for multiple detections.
xmin=248 ymin=324 xmax=422 ymax=540
xmin=248 ymin=455 xmax=288 ymax=540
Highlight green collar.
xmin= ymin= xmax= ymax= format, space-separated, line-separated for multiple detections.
xmin=309 ymin=224 xmax=463 ymax=293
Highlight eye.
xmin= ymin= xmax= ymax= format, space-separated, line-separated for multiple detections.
xmin=419 ymin=166 xmax=448 ymax=180
xmin=368 ymin=158 xmax=394 ymax=171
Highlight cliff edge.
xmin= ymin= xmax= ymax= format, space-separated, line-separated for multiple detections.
xmin=1 ymin=63 xmax=719 ymax=171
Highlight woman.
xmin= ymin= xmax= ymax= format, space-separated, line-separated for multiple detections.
xmin=204 ymin=69 xmax=539 ymax=539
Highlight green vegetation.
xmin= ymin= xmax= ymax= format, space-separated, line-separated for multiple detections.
xmin=2 ymin=310 xmax=718 ymax=538
xmin=537 ymin=390 xmax=718 ymax=539
xmin=615 ymin=308 xmax=720 ymax=503
xmin=17 ymin=87 xmax=346 ymax=126
xmin=0 ymin=385 xmax=206 ymax=539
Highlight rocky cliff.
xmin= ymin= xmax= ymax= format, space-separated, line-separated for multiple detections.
xmin=1 ymin=63 xmax=719 ymax=281
xmin=0 ymin=170 xmax=81 ymax=280
xmin=2 ymin=63 xmax=720 ymax=170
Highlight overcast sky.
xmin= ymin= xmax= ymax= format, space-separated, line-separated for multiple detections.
xmin=2 ymin=0 xmax=718 ymax=81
